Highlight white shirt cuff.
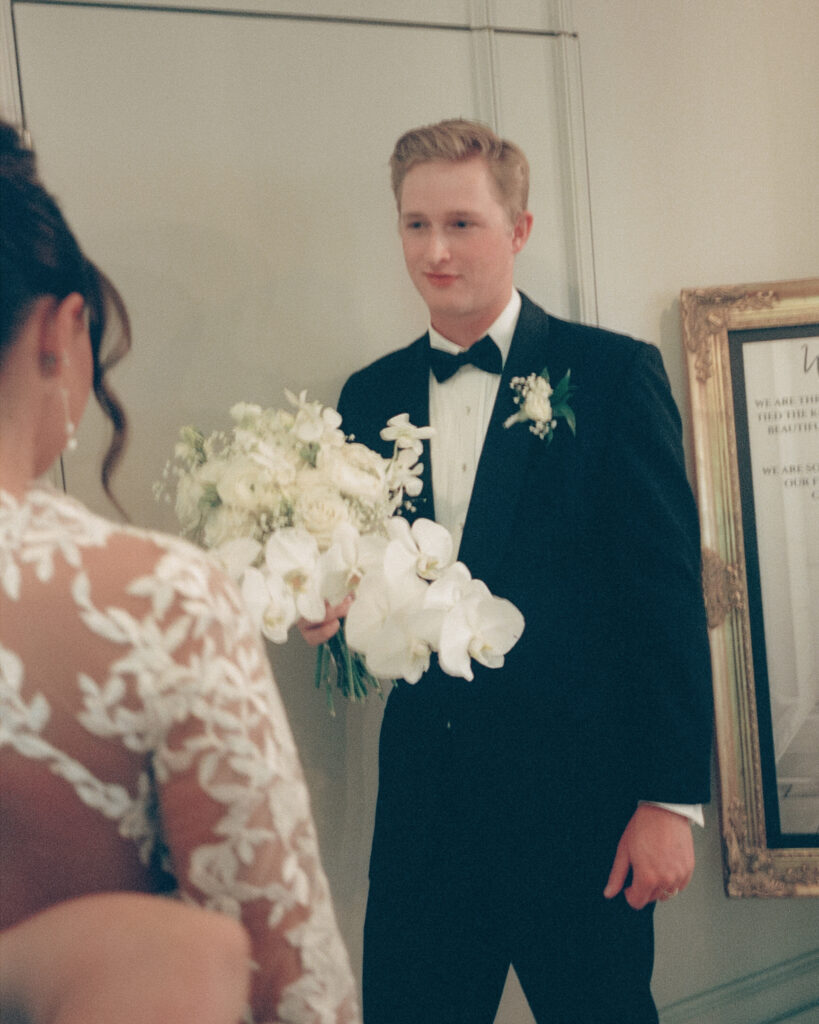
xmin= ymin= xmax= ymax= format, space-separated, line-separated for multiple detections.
xmin=639 ymin=801 xmax=704 ymax=827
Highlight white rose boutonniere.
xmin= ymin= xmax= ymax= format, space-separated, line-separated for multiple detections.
xmin=504 ymin=366 xmax=576 ymax=442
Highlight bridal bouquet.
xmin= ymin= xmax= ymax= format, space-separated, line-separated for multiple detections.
xmin=158 ymin=391 xmax=524 ymax=710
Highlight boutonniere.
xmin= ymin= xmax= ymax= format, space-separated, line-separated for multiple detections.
xmin=503 ymin=367 xmax=576 ymax=442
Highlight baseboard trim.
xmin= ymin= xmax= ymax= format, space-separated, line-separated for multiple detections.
xmin=659 ymin=949 xmax=819 ymax=1024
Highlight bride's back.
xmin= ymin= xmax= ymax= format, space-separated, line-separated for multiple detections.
xmin=0 ymin=488 xmax=191 ymax=927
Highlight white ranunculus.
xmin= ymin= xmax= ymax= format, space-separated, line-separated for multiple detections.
xmin=216 ymin=455 xmax=277 ymax=511
xmin=292 ymin=472 xmax=351 ymax=550
xmin=264 ymin=527 xmax=326 ymax=622
xmin=318 ymin=442 xmax=389 ymax=506
xmin=521 ymin=375 xmax=553 ymax=424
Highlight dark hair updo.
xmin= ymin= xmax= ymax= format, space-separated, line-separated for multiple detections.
xmin=0 ymin=118 xmax=130 ymax=505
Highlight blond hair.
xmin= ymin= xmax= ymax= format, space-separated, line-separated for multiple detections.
xmin=389 ymin=118 xmax=529 ymax=223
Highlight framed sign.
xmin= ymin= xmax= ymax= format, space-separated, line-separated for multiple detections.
xmin=681 ymin=277 xmax=819 ymax=897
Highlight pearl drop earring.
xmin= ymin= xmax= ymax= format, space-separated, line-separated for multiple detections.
xmin=61 ymin=387 xmax=77 ymax=453
xmin=57 ymin=349 xmax=78 ymax=453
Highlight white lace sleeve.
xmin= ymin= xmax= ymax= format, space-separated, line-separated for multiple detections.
xmin=1 ymin=489 xmax=358 ymax=1023
xmin=82 ymin=542 xmax=360 ymax=1024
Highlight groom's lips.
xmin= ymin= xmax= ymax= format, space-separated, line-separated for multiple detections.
xmin=424 ymin=272 xmax=458 ymax=286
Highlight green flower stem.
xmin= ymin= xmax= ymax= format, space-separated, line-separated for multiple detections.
xmin=314 ymin=641 xmax=329 ymax=691
xmin=316 ymin=626 xmax=388 ymax=716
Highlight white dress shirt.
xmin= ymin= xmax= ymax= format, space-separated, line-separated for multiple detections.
xmin=428 ymin=290 xmax=520 ymax=554
xmin=425 ymin=289 xmax=703 ymax=828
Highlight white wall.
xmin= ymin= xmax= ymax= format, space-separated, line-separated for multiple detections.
xmin=568 ymin=2 xmax=819 ymax=1020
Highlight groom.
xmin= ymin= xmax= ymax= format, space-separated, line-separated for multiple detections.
xmin=307 ymin=119 xmax=713 ymax=1023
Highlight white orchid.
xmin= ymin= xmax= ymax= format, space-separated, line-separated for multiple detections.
xmin=241 ymin=567 xmax=297 ymax=644
xmin=410 ymin=519 xmax=454 ymax=580
xmin=380 ymin=413 xmax=434 ymax=457
xmin=285 ymin=388 xmax=344 ymax=446
xmin=432 ymin=571 xmax=525 ymax=681
xmin=318 ymin=522 xmax=365 ymax=606
xmin=263 ymin=527 xmax=325 ymax=623
xmin=211 ymin=537 xmax=261 ymax=581
xmin=345 ymin=567 xmax=436 ymax=684
xmin=382 ymin=516 xmax=454 ymax=581
xmin=386 ymin=447 xmax=424 ymax=500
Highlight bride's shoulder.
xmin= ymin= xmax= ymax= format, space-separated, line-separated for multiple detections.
xmin=31 ymin=486 xmax=238 ymax=609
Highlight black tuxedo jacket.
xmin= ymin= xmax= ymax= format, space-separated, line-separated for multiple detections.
xmin=339 ymin=293 xmax=712 ymax=897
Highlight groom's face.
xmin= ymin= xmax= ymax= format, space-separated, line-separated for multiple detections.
xmin=398 ymin=156 xmax=530 ymax=345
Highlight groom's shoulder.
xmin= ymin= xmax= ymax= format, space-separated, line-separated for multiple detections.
xmin=340 ymin=335 xmax=426 ymax=410
xmin=344 ymin=334 xmax=426 ymax=386
xmin=520 ymin=293 xmax=657 ymax=374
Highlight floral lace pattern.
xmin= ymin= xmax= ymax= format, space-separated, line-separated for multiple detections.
xmin=0 ymin=487 xmax=359 ymax=1024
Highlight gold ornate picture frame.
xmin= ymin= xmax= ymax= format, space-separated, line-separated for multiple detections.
xmin=681 ymin=277 xmax=819 ymax=897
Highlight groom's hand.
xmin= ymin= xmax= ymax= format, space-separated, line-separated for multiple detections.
xmin=297 ymin=596 xmax=353 ymax=646
xmin=603 ymin=804 xmax=695 ymax=910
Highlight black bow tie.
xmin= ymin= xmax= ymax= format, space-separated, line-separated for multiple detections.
xmin=428 ymin=335 xmax=503 ymax=382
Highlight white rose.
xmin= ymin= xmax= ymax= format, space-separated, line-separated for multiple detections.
xmin=521 ymin=376 xmax=553 ymax=424
xmin=293 ymin=473 xmax=351 ymax=549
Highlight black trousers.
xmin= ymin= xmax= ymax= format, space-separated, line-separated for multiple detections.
xmin=363 ymin=874 xmax=658 ymax=1024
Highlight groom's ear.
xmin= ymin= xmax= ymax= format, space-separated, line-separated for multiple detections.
xmin=511 ymin=211 xmax=533 ymax=254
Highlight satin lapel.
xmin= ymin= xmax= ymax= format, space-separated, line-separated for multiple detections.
xmin=399 ymin=336 xmax=435 ymax=524
xmin=457 ymin=300 xmax=551 ymax=583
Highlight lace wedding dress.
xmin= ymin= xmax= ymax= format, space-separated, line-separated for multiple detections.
xmin=0 ymin=485 xmax=360 ymax=1024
